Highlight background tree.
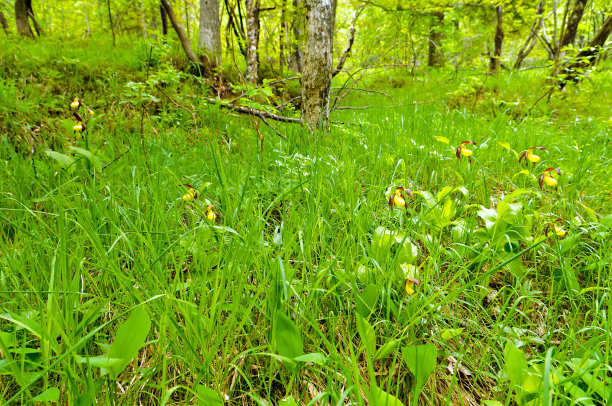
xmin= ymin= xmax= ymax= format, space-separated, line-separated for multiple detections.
xmin=199 ymin=0 xmax=222 ymax=66
xmin=14 ymin=0 xmax=33 ymax=37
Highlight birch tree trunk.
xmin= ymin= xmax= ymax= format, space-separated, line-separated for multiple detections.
xmin=199 ymin=0 xmax=222 ymax=67
xmin=15 ymin=0 xmax=34 ymax=37
xmin=300 ymin=0 xmax=334 ymax=130
xmin=246 ymin=0 xmax=260 ymax=84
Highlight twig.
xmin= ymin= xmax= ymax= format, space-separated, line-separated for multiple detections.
xmin=332 ymin=5 xmax=365 ymax=77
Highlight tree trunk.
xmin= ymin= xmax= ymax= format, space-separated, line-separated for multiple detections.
xmin=160 ymin=3 xmax=168 ymax=35
xmin=514 ymin=1 xmax=544 ymax=69
xmin=15 ymin=0 xmax=34 ymax=37
xmin=427 ymin=11 xmax=444 ymax=67
xmin=161 ymin=0 xmax=207 ymax=73
xmin=0 ymin=11 xmax=9 ymax=35
xmin=288 ymin=0 xmax=305 ymax=73
xmin=490 ymin=6 xmax=504 ymax=72
xmin=558 ymin=15 xmax=612 ymax=87
xmin=559 ymin=0 xmax=587 ymax=52
xmin=25 ymin=0 xmax=41 ymax=36
xmin=106 ymin=0 xmax=115 ymax=46
xmin=199 ymin=0 xmax=222 ymax=67
xmin=300 ymin=0 xmax=334 ymax=130
xmin=246 ymin=0 xmax=260 ymax=84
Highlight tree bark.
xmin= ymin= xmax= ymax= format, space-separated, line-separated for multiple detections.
xmin=106 ymin=0 xmax=116 ymax=46
xmin=288 ymin=0 xmax=305 ymax=73
xmin=490 ymin=6 xmax=504 ymax=72
xmin=161 ymin=0 xmax=207 ymax=73
xmin=558 ymin=14 xmax=612 ymax=87
xmin=199 ymin=0 xmax=222 ymax=67
xmin=514 ymin=1 xmax=544 ymax=69
xmin=301 ymin=0 xmax=334 ymax=130
xmin=15 ymin=0 xmax=34 ymax=37
xmin=0 ymin=11 xmax=9 ymax=35
xmin=26 ymin=0 xmax=41 ymax=36
xmin=246 ymin=0 xmax=260 ymax=84
xmin=160 ymin=3 xmax=168 ymax=35
xmin=428 ymin=11 xmax=444 ymax=67
xmin=558 ymin=0 xmax=587 ymax=52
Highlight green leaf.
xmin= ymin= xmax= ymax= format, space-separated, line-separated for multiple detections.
xmin=504 ymin=342 xmax=527 ymax=390
xmin=69 ymin=146 xmax=104 ymax=171
xmin=371 ymin=384 xmax=404 ymax=406
xmin=32 ymin=387 xmax=60 ymax=402
xmin=401 ymin=344 xmax=437 ymax=399
xmin=45 ymin=150 xmax=75 ymax=171
xmin=440 ymin=328 xmax=463 ymax=341
xmin=434 ymin=136 xmax=449 ymax=144
xmin=356 ymin=314 xmax=376 ymax=357
xmin=294 ymin=352 xmax=325 ymax=364
xmin=279 ymin=395 xmax=299 ymax=406
xmin=104 ymin=307 xmax=151 ymax=379
xmin=275 ymin=312 xmax=303 ymax=360
xmin=374 ymin=339 xmax=401 ymax=360
xmin=74 ymin=355 xmax=124 ymax=368
xmin=355 ymin=283 xmax=380 ymax=319
xmin=196 ymin=385 xmax=223 ymax=406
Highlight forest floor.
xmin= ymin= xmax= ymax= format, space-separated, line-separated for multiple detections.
xmin=1 ymin=37 xmax=611 ymax=405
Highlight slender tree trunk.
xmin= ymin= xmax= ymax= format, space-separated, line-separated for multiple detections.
xmin=199 ymin=0 xmax=222 ymax=67
xmin=15 ymin=0 xmax=34 ymax=37
xmin=558 ymin=14 xmax=612 ymax=87
xmin=332 ymin=5 xmax=363 ymax=77
xmin=427 ymin=11 xmax=444 ymax=67
xmin=82 ymin=2 xmax=91 ymax=36
xmin=280 ymin=0 xmax=287 ymax=72
xmin=490 ymin=6 xmax=504 ymax=72
xmin=514 ymin=1 xmax=544 ymax=69
xmin=184 ymin=0 xmax=190 ymax=38
xmin=246 ymin=0 xmax=260 ymax=84
xmin=301 ymin=0 xmax=334 ymax=130
xmin=161 ymin=0 xmax=206 ymax=72
xmin=106 ymin=0 xmax=116 ymax=46
xmin=25 ymin=0 xmax=41 ymax=36
xmin=288 ymin=0 xmax=305 ymax=73
xmin=160 ymin=3 xmax=168 ymax=35
xmin=0 ymin=11 xmax=9 ymax=35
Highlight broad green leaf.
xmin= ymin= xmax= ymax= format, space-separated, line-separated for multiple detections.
xmin=45 ymin=150 xmax=75 ymax=171
xmin=196 ymin=385 xmax=223 ymax=406
xmin=70 ymin=146 xmax=104 ymax=171
xmin=504 ymin=342 xmax=527 ymax=390
xmin=104 ymin=307 xmax=151 ymax=379
xmin=482 ymin=401 xmax=504 ymax=406
xmin=440 ymin=328 xmax=463 ymax=341
xmin=279 ymin=395 xmax=299 ymax=406
xmin=32 ymin=387 xmax=60 ymax=402
xmin=371 ymin=385 xmax=404 ymax=406
xmin=275 ymin=312 xmax=303 ymax=359
xmin=294 ymin=352 xmax=325 ymax=364
xmin=401 ymin=344 xmax=437 ymax=398
xmin=434 ymin=136 xmax=449 ymax=144
xmin=356 ymin=314 xmax=376 ymax=357
xmin=74 ymin=355 xmax=124 ymax=368
xmin=355 ymin=283 xmax=380 ymax=319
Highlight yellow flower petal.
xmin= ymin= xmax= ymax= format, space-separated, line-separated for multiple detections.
xmin=543 ymin=175 xmax=557 ymax=187
xmin=393 ymin=193 xmax=406 ymax=208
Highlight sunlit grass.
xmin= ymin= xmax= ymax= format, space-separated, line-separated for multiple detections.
xmin=0 ymin=37 xmax=611 ymax=405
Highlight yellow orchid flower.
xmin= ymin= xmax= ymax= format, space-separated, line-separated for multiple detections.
xmin=539 ymin=167 xmax=561 ymax=190
xmin=73 ymin=121 xmax=85 ymax=132
xmin=519 ymin=146 xmax=546 ymax=165
xmin=455 ymin=141 xmax=477 ymax=161
xmin=545 ymin=220 xmax=567 ymax=237
xmin=87 ymin=107 xmax=95 ymax=116
xmin=404 ymin=278 xmax=419 ymax=296
xmin=388 ymin=187 xmax=413 ymax=214
xmin=205 ymin=205 xmax=217 ymax=222
xmin=181 ymin=184 xmax=198 ymax=201
xmin=70 ymin=98 xmax=81 ymax=111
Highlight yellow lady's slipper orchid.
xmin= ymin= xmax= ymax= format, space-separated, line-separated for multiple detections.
xmin=388 ymin=187 xmax=413 ymax=214
xmin=70 ymin=98 xmax=81 ymax=111
xmin=181 ymin=184 xmax=197 ymax=201
xmin=87 ymin=107 xmax=95 ymax=116
xmin=539 ymin=167 xmax=561 ymax=190
xmin=73 ymin=121 xmax=84 ymax=132
xmin=455 ymin=141 xmax=477 ymax=161
xmin=554 ymin=225 xmax=566 ymax=236
xmin=206 ymin=205 xmax=217 ymax=222
xmin=519 ymin=146 xmax=546 ymax=165
xmin=545 ymin=219 xmax=567 ymax=237
xmin=404 ymin=278 xmax=419 ymax=295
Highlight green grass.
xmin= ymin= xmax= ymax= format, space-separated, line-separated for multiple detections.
xmin=1 ymin=36 xmax=611 ymax=405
